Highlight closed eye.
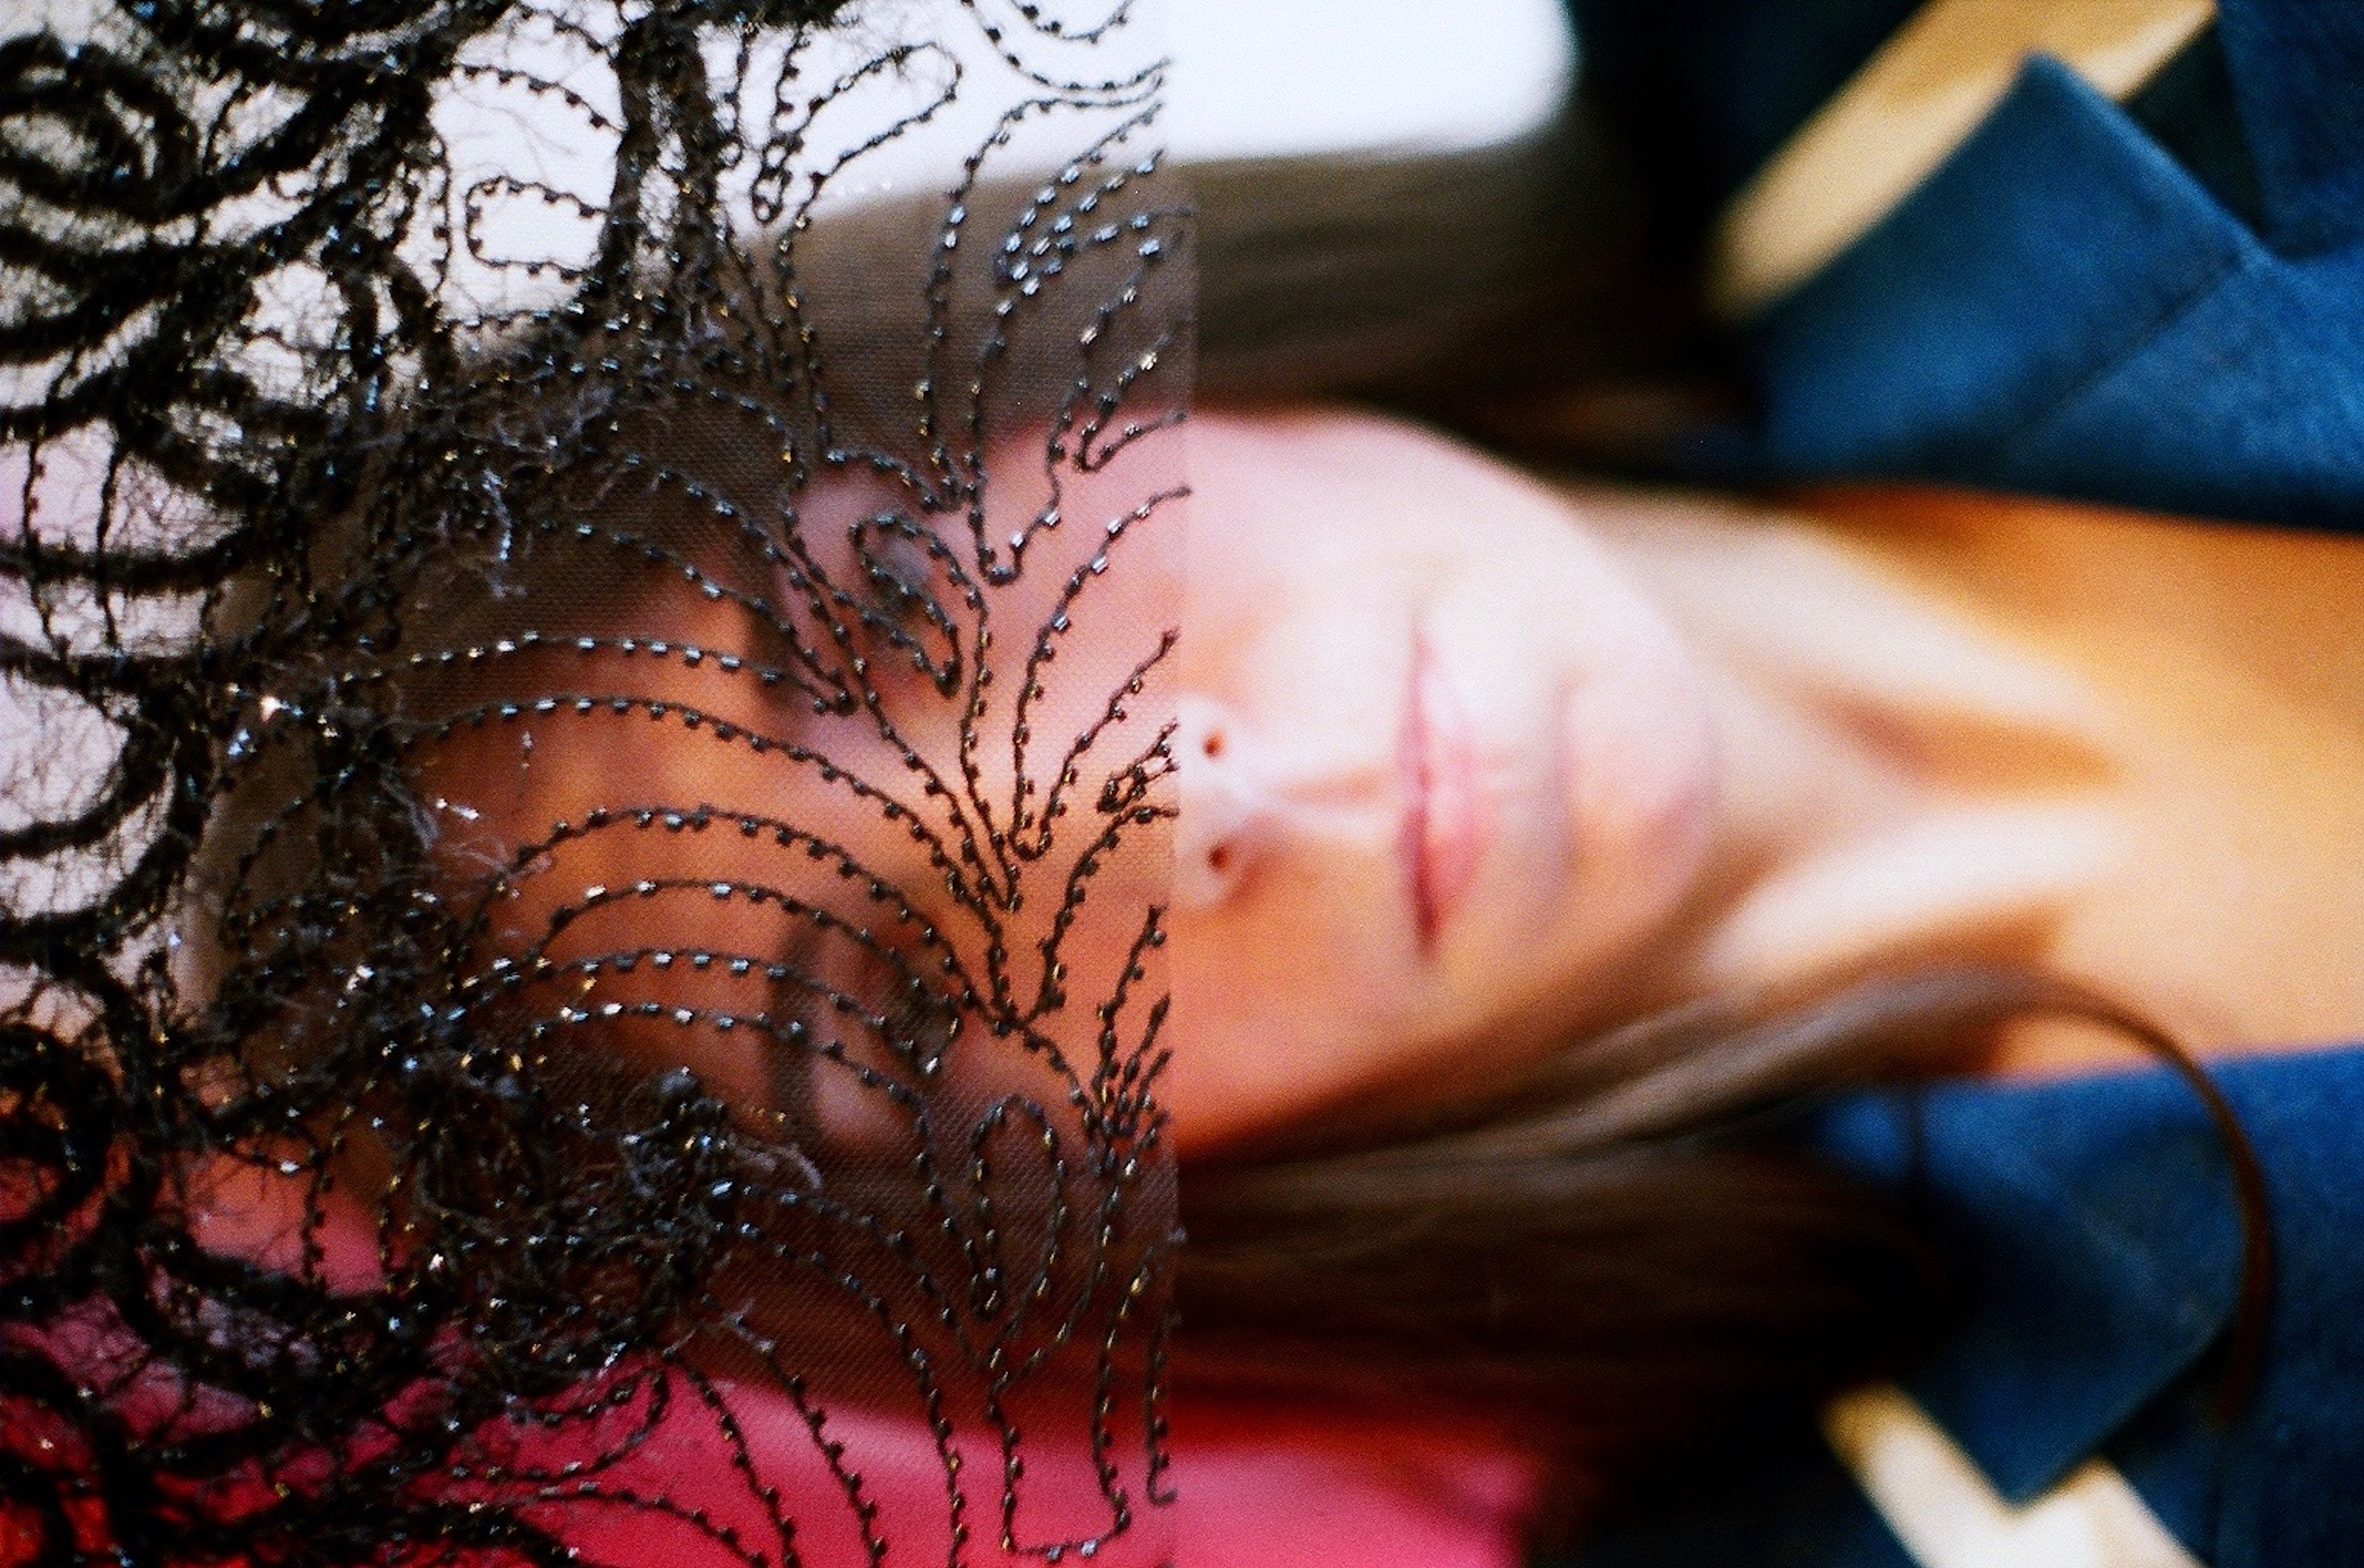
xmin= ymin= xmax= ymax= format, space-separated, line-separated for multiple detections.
xmin=850 ymin=518 xmax=963 ymax=697
xmin=862 ymin=533 xmax=935 ymax=632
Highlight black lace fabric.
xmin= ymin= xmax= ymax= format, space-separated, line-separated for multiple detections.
xmin=0 ymin=0 xmax=1186 ymax=1560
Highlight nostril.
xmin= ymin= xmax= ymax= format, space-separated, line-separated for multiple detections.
xmin=1174 ymin=697 xmax=1256 ymax=911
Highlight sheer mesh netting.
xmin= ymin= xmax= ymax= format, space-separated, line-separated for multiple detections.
xmin=0 ymin=0 xmax=1187 ymax=1561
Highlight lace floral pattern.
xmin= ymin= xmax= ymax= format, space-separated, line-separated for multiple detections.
xmin=0 ymin=0 xmax=1186 ymax=1560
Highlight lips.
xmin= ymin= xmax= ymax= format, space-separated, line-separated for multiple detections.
xmin=1403 ymin=629 xmax=1485 ymax=951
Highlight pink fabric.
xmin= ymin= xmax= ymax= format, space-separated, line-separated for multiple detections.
xmin=4 ymin=1168 xmax=1539 ymax=1567
xmin=1167 ymin=1399 xmax=1539 ymax=1568
xmin=492 ymin=1378 xmax=1538 ymax=1568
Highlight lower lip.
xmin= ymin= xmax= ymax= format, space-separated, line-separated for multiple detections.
xmin=1403 ymin=631 xmax=1485 ymax=952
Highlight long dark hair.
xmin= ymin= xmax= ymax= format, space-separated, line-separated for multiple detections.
xmin=1173 ymin=962 xmax=2271 ymax=1501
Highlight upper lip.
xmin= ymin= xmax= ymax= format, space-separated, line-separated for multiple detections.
xmin=1402 ymin=629 xmax=1484 ymax=952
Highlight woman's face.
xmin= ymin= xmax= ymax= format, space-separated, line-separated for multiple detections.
xmin=424 ymin=406 xmax=1719 ymax=1151
xmin=1167 ymin=409 xmax=1719 ymax=1145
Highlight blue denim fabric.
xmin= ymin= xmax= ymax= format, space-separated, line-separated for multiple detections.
xmin=1814 ymin=1064 xmax=2249 ymax=1505
xmin=1748 ymin=47 xmax=2364 ymax=530
xmin=1740 ymin=0 xmax=2364 ymax=530
xmin=1571 ymin=0 xmax=2364 ymax=530
xmin=1555 ymin=1043 xmax=2364 ymax=1568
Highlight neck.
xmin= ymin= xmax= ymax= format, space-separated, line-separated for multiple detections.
xmin=1592 ymin=483 xmax=2364 ymax=1067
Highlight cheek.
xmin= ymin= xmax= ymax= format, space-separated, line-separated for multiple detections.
xmin=404 ymin=575 xmax=925 ymax=1119
xmin=413 ymin=690 xmax=813 ymax=1112
xmin=411 ymin=585 xmax=1183 ymax=1140
xmin=1163 ymin=918 xmax=1373 ymax=1153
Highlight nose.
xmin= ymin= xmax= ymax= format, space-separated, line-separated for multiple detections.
xmin=1175 ymin=697 xmax=1259 ymax=911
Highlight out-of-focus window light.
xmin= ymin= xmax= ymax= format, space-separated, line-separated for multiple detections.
xmin=1165 ymin=0 xmax=1578 ymax=160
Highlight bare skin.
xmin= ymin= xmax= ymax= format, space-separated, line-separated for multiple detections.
xmin=1590 ymin=481 xmax=2364 ymax=1076
xmin=1166 ymin=409 xmax=2364 ymax=1150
